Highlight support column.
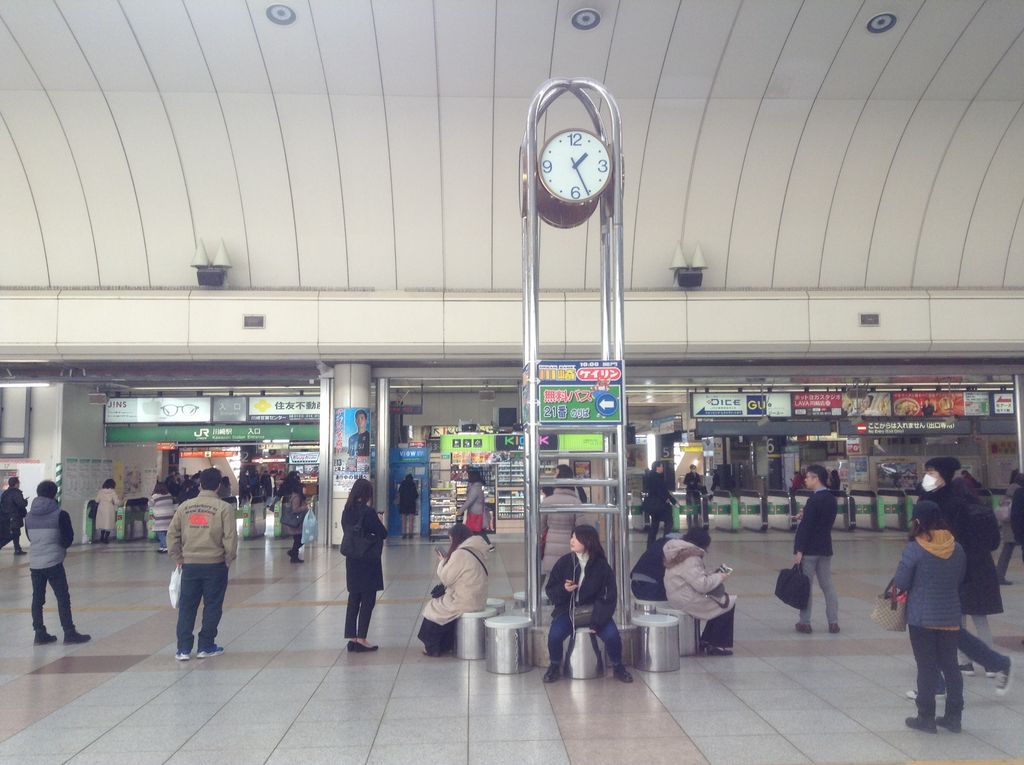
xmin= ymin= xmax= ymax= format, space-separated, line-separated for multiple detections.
xmin=330 ymin=364 xmax=372 ymax=545
xmin=1015 ymin=375 xmax=1024 ymax=475
xmin=375 ymin=377 xmax=390 ymax=532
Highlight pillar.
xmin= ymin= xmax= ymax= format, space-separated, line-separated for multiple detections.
xmin=1015 ymin=374 xmax=1024 ymax=476
xmin=328 ymin=364 xmax=372 ymax=545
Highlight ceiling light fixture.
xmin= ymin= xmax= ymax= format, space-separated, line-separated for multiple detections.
xmin=570 ymin=8 xmax=601 ymax=31
xmin=0 ymin=381 xmax=50 ymax=388
xmin=866 ymin=13 xmax=897 ymax=33
xmin=266 ymin=4 xmax=297 ymax=25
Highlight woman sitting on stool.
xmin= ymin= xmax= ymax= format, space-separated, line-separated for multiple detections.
xmin=418 ymin=523 xmax=490 ymax=656
xmin=543 ymin=525 xmax=632 ymax=683
xmin=664 ymin=527 xmax=736 ymax=656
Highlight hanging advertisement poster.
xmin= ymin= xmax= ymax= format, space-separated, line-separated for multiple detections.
xmin=333 ymin=407 xmax=372 ymax=491
xmin=891 ymin=392 xmax=963 ymax=418
xmin=962 ymin=391 xmax=990 ymax=416
xmin=791 ymin=392 xmax=843 ymax=417
xmin=691 ymin=392 xmax=791 ymax=418
xmin=105 ymin=397 xmax=211 ymax=424
xmin=992 ymin=392 xmax=1015 ymax=415
xmin=842 ymin=392 xmax=891 ymax=417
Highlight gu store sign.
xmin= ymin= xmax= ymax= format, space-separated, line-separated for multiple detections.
xmin=690 ymin=393 xmax=792 ymax=418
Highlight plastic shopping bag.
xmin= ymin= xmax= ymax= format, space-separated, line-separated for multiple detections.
xmin=301 ymin=509 xmax=318 ymax=545
xmin=169 ymin=566 xmax=182 ymax=609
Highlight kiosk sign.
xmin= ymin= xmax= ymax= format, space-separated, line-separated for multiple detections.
xmin=536 ymin=360 xmax=623 ymax=426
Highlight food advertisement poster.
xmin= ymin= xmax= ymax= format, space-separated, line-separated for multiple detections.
xmin=891 ymin=392 xmax=963 ymax=417
xmin=842 ymin=392 xmax=891 ymax=417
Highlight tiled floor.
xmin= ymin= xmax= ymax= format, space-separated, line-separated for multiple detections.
xmin=0 ymin=529 xmax=1022 ymax=764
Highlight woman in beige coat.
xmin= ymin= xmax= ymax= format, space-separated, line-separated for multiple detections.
xmin=664 ymin=527 xmax=736 ymax=655
xmin=541 ymin=465 xmax=583 ymax=576
xmin=418 ymin=524 xmax=490 ymax=656
xmin=94 ymin=479 xmax=120 ymax=543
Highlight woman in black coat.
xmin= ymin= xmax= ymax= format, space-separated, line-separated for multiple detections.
xmin=398 ymin=474 xmax=419 ymax=539
xmin=341 ymin=478 xmax=388 ymax=652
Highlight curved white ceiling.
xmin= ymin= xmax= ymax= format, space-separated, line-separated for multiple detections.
xmin=1 ymin=0 xmax=1023 ymax=291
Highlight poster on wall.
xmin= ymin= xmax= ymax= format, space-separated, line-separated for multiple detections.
xmin=333 ymin=407 xmax=372 ymax=492
xmin=876 ymin=460 xmax=918 ymax=491
xmin=891 ymin=392 xmax=964 ymax=418
xmin=848 ymin=457 xmax=869 ymax=484
xmin=992 ymin=392 xmax=1015 ymax=415
xmin=842 ymin=392 xmax=891 ymax=417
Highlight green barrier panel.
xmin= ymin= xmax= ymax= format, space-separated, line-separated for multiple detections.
xmin=903 ymin=497 xmax=914 ymax=530
xmin=767 ymin=500 xmax=789 ymax=515
xmin=115 ymin=507 xmax=126 ymax=541
xmin=84 ymin=508 xmax=94 ymax=543
xmin=147 ymin=511 xmax=156 ymax=541
xmin=241 ymin=503 xmax=254 ymax=539
xmin=730 ymin=495 xmax=740 ymax=531
xmin=672 ymin=504 xmax=680 ymax=532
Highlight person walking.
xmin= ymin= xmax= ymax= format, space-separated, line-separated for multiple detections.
xmin=418 ymin=523 xmax=490 ymax=656
xmin=664 ymin=527 xmax=736 ymax=656
xmin=341 ymin=478 xmax=387 ymax=652
xmin=25 ymin=480 xmax=90 ymax=645
xmin=541 ymin=465 xmax=580 ymax=578
xmin=895 ymin=501 xmax=966 ymax=733
xmin=94 ymin=479 xmax=120 ymax=544
xmin=682 ymin=464 xmax=703 ymax=508
xmin=279 ymin=471 xmax=308 ymax=564
xmin=458 ymin=468 xmax=491 ymax=545
xmin=149 ymin=482 xmax=175 ymax=553
xmin=643 ymin=461 xmax=677 ymax=548
xmin=167 ymin=468 xmax=237 ymax=661
xmin=398 ymin=474 xmax=419 ymax=539
xmin=996 ymin=470 xmax=1023 ymax=584
xmin=829 ymin=469 xmax=841 ymax=493
xmin=793 ymin=464 xmax=840 ymax=634
xmin=0 ymin=477 xmax=28 ymax=555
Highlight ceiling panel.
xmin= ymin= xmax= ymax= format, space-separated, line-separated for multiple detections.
xmin=277 ymin=93 xmax=348 ymax=288
xmin=1003 ymin=210 xmax=1024 ymax=286
xmin=373 ymin=0 xmax=437 ymax=97
xmin=871 ymin=0 xmax=982 ymax=100
xmin=248 ymin=0 xmax=325 ymax=95
xmin=764 ymin=0 xmax=859 ymax=100
xmin=183 ymin=0 xmax=269 ymax=94
xmin=56 ymin=0 xmax=153 ymax=92
xmin=0 ymin=91 xmax=97 ymax=286
xmin=119 ymin=0 xmax=213 ymax=94
xmin=549 ymin=0 xmax=619 ymax=82
xmin=916 ymin=101 xmax=1018 ymax=287
xmin=490 ymin=97 xmax=527 ymax=290
xmin=604 ymin=0 xmax=677 ymax=98
xmin=656 ymin=0 xmax=740 ymax=99
xmin=866 ymin=100 xmax=965 ymax=287
xmin=493 ymin=0 xmax=557 ymax=99
xmin=0 ymin=0 xmax=96 ymax=90
xmin=711 ymin=0 xmax=801 ymax=99
xmin=978 ymin=31 xmax=1024 ymax=101
xmin=435 ymin=0 xmax=495 ymax=98
xmin=333 ymin=94 xmax=396 ymax=289
xmin=820 ymin=99 xmax=916 ymax=287
xmin=313 ymin=0 xmax=382 ymax=97
xmin=818 ymin=0 xmax=925 ymax=100
xmin=0 ymin=116 xmax=48 ymax=285
xmin=0 ymin=10 xmax=39 ymax=90
xmin=961 ymin=107 xmax=1024 ymax=286
xmin=51 ymin=91 xmax=148 ymax=286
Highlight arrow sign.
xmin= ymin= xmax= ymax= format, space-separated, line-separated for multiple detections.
xmin=595 ymin=392 xmax=619 ymax=418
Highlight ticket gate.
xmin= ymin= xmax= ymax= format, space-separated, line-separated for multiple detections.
xmin=848 ymin=490 xmax=880 ymax=530
xmin=766 ymin=491 xmax=795 ymax=531
xmin=737 ymin=490 xmax=766 ymax=531
xmin=710 ymin=490 xmax=739 ymax=532
xmin=877 ymin=489 xmax=912 ymax=530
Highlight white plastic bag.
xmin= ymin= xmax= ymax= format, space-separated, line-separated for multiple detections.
xmin=169 ymin=566 xmax=182 ymax=608
xmin=301 ymin=509 xmax=318 ymax=545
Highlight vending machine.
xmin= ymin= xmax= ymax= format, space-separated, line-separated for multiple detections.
xmin=387 ymin=447 xmax=430 ymax=537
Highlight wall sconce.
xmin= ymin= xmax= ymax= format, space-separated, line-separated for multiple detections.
xmin=670 ymin=241 xmax=707 ymax=289
xmin=191 ymin=239 xmax=232 ymax=287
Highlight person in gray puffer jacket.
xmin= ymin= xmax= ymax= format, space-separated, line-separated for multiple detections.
xmin=24 ymin=480 xmax=90 ymax=646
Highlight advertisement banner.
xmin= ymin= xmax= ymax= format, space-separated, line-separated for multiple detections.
xmin=691 ymin=393 xmax=791 ymax=418
xmin=963 ymin=391 xmax=990 ymax=416
xmin=791 ymin=392 xmax=843 ymax=417
xmin=891 ymin=392 xmax=964 ymax=417
xmin=842 ymin=392 xmax=891 ymax=417
xmin=333 ymin=407 xmax=372 ymax=493
xmin=537 ymin=360 xmax=623 ymax=426
xmin=992 ymin=392 xmax=1015 ymax=415
xmin=439 ymin=434 xmax=496 ymax=453
xmin=249 ymin=396 xmax=320 ymax=422
xmin=105 ymin=397 xmax=211 ymax=424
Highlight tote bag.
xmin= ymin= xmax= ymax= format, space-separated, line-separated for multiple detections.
xmin=774 ymin=564 xmax=811 ymax=610
xmin=869 ymin=580 xmax=907 ymax=632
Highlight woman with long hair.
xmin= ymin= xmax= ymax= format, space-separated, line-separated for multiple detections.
xmin=279 ymin=471 xmax=307 ymax=563
xmin=417 ymin=523 xmax=490 ymax=656
xmin=543 ymin=525 xmax=632 ymax=684
xmin=458 ymin=468 xmax=492 ymax=545
xmin=341 ymin=478 xmax=387 ymax=652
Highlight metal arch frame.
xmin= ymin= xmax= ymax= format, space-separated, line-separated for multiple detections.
xmin=521 ymin=78 xmax=630 ymax=627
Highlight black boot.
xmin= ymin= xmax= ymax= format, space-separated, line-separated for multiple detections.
xmin=905 ymin=715 xmax=937 ymax=733
xmin=543 ymin=663 xmax=561 ymax=683
xmin=33 ymin=630 xmax=58 ymax=645
xmin=613 ymin=664 xmax=634 ymax=683
xmin=64 ymin=630 xmax=91 ymax=645
xmin=936 ymin=714 xmax=962 ymax=733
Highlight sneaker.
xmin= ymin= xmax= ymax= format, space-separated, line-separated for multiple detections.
xmin=904 ymin=715 xmax=937 ymax=733
xmin=984 ymin=670 xmax=997 ymax=678
xmin=196 ymin=645 xmax=224 ymax=659
xmin=33 ymin=631 xmax=58 ymax=645
xmin=612 ymin=664 xmax=634 ymax=683
xmin=959 ymin=662 xmax=976 ymax=676
xmin=543 ymin=664 xmax=561 ymax=683
xmin=63 ymin=631 xmax=91 ymax=645
xmin=936 ymin=715 xmax=961 ymax=733
xmin=995 ymin=660 xmax=1013 ymax=697
xmin=795 ymin=623 xmax=812 ymax=634
xmin=175 ymin=652 xmax=191 ymax=661
xmin=906 ymin=689 xmax=946 ymax=700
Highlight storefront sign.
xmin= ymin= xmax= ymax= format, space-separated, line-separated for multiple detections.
xmin=155 ymin=442 xmax=177 ymax=451
xmin=430 ymin=425 xmax=459 ymax=436
xmin=250 ymin=396 xmax=320 ymax=422
xmin=180 ymin=449 xmax=236 ymax=459
xmin=439 ymin=434 xmax=496 ymax=453
xmin=791 ymin=392 xmax=843 ymax=417
xmin=495 ymin=434 xmax=524 ymax=452
xmin=537 ymin=360 xmax=623 ymax=426
xmin=992 ymin=392 xmax=1015 ymax=415
xmin=105 ymin=397 xmax=211 ymax=424
xmin=691 ymin=393 xmax=791 ymax=418
xmin=211 ymin=397 xmax=247 ymax=422
xmin=105 ymin=424 xmax=318 ymax=444
xmin=838 ymin=420 xmax=971 ymax=436
xmin=288 ymin=451 xmax=320 ymax=465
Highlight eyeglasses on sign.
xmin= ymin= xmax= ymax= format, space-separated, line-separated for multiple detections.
xmin=161 ymin=404 xmax=200 ymax=417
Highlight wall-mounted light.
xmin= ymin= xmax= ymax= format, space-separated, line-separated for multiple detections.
xmin=670 ymin=241 xmax=707 ymax=289
xmin=0 ymin=381 xmax=50 ymax=388
xmin=192 ymin=239 xmax=232 ymax=287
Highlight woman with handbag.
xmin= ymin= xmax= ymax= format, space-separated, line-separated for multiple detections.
xmin=458 ymin=468 xmax=492 ymax=545
xmin=894 ymin=500 xmax=967 ymax=733
xmin=279 ymin=471 xmax=307 ymax=563
xmin=542 ymin=525 xmax=632 ymax=684
xmin=663 ymin=527 xmax=736 ymax=656
xmin=417 ymin=523 xmax=490 ymax=656
xmin=341 ymin=478 xmax=387 ymax=652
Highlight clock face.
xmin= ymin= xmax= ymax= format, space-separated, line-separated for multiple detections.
xmin=539 ymin=130 xmax=611 ymax=203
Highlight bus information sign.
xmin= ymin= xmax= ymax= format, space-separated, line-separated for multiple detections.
xmin=536 ymin=360 xmax=623 ymax=426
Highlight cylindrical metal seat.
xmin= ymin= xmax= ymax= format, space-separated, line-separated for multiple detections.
xmin=484 ymin=615 xmax=532 ymax=674
xmin=454 ymin=607 xmax=497 ymax=660
xmin=632 ymin=613 xmax=681 ymax=672
xmin=513 ymin=590 xmax=526 ymax=611
xmin=654 ymin=607 xmax=701 ymax=656
xmin=633 ymin=599 xmax=668 ymax=615
xmin=486 ymin=597 xmax=506 ymax=615
xmin=563 ymin=627 xmax=606 ymax=679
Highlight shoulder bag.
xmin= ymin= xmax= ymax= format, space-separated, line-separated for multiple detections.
xmin=705 ymin=581 xmax=730 ymax=609
xmin=340 ymin=508 xmax=378 ymax=560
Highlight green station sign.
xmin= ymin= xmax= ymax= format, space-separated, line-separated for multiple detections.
xmin=105 ymin=424 xmax=319 ymax=444
xmin=537 ymin=360 xmax=623 ymax=427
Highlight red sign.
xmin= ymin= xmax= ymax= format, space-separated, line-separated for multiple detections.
xmin=576 ymin=367 xmax=622 ymax=383
xmin=791 ymin=392 xmax=843 ymax=416
xmin=156 ymin=442 xmax=177 ymax=451
xmin=856 ymin=422 xmax=868 ymax=433
xmin=891 ymin=392 xmax=964 ymax=417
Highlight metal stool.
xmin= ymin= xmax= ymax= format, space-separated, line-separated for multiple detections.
xmin=633 ymin=613 xmax=681 ymax=672
xmin=654 ymin=607 xmax=701 ymax=656
xmin=484 ymin=615 xmax=532 ymax=674
xmin=454 ymin=607 xmax=498 ymax=660
xmin=562 ymin=627 xmax=607 ymax=679
xmin=634 ymin=599 xmax=668 ymax=615
xmin=486 ymin=597 xmax=506 ymax=615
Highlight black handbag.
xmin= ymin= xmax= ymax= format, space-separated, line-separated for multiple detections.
xmin=775 ymin=564 xmax=811 ymax=610
xmin=430 ymin=583 xmax=446 ymax=599
xmin=705 ymin=582 xmax=730 ymax=609
xmin=340 ymin=509 xmax=377 ymax=560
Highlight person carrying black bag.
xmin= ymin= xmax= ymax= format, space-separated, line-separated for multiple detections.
xmin=793 ymin=465 xmax=839 ymax=634
xmin=340 ymin=478 xmax=387 ymax=652
xmin=643 ymin=461 xmax=677 ymax=548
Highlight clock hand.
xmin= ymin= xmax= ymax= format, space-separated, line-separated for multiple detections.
xmin=571 ymin=152 xmax=589 ymax=170
xmin=573 ymin=166 xmax=591 ymax=196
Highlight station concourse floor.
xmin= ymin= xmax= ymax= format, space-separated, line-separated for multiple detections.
xmin=0 ymin=530 xmax=1022 ymax=765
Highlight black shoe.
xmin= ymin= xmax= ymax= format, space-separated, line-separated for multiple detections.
xmin=543 ymin=664 xmax=561 ymax=683
xmin=613 ymin=664 xmax=634 ymax=683
xmin=350 ymin=642 xmax=378 ymax=652
xmin=63 ymin=630 xmax=91 ymax=645
xmin=704 ymin=645 xmax=733 ymax=656
xmin=959 ymin=662 xmax=976 ymax=676
xmin=290 ymin=556 xmax=304 ymax=564
xmin=936 ymin=715 xmax=961 ymax=733
xmin=346 ymin=641 xmax=356 ymax=652
xmin=14 ymin=550 xmax=26 ymax=556
xmin=905 ymin=716 xmax=937 ymax=733
xmin=33 ymin=631 xmax=57 ymax=645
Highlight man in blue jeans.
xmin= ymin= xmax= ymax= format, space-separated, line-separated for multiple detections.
xmin=167 ymin=467 xmax=237 ymax=661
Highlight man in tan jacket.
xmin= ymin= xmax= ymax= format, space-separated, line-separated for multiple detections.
xmin=167 ymin=467 xmax=237 ymax=661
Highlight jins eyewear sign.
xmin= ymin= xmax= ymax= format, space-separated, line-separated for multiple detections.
xmin=105 ymin=397 xmax=211 ymax=425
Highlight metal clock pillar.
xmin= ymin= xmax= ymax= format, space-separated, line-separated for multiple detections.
xmin=521 ymin=78 xmax=630 ymax=630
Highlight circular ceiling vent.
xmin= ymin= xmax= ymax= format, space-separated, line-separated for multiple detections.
xmin=266 ymin=4 xmax=297 ymax=25
xmin=570 ymin=8 xmax=601 ymax=31
xmin=866 ymin=13 xmax=897 ymax=33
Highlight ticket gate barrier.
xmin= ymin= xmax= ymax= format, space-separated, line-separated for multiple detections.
xmin=848 ymin=490 xmax=880 ymax=530
xmin=684 ymin=494 xmax=711 ymax=530
xmin=877 ymin=489 xmax=911 ymax=530
xmin=766 ymin=492 xmax=795 ymax=531
xmin=710 ymin=490 xmax=740 ymax=532
xmin=738 ymin=491 xmax=767 ymax=532
xmin=841 ymin=494 xmax=857 ymax=531
xmin=116 ymin=497 xmax=150 ymax=541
